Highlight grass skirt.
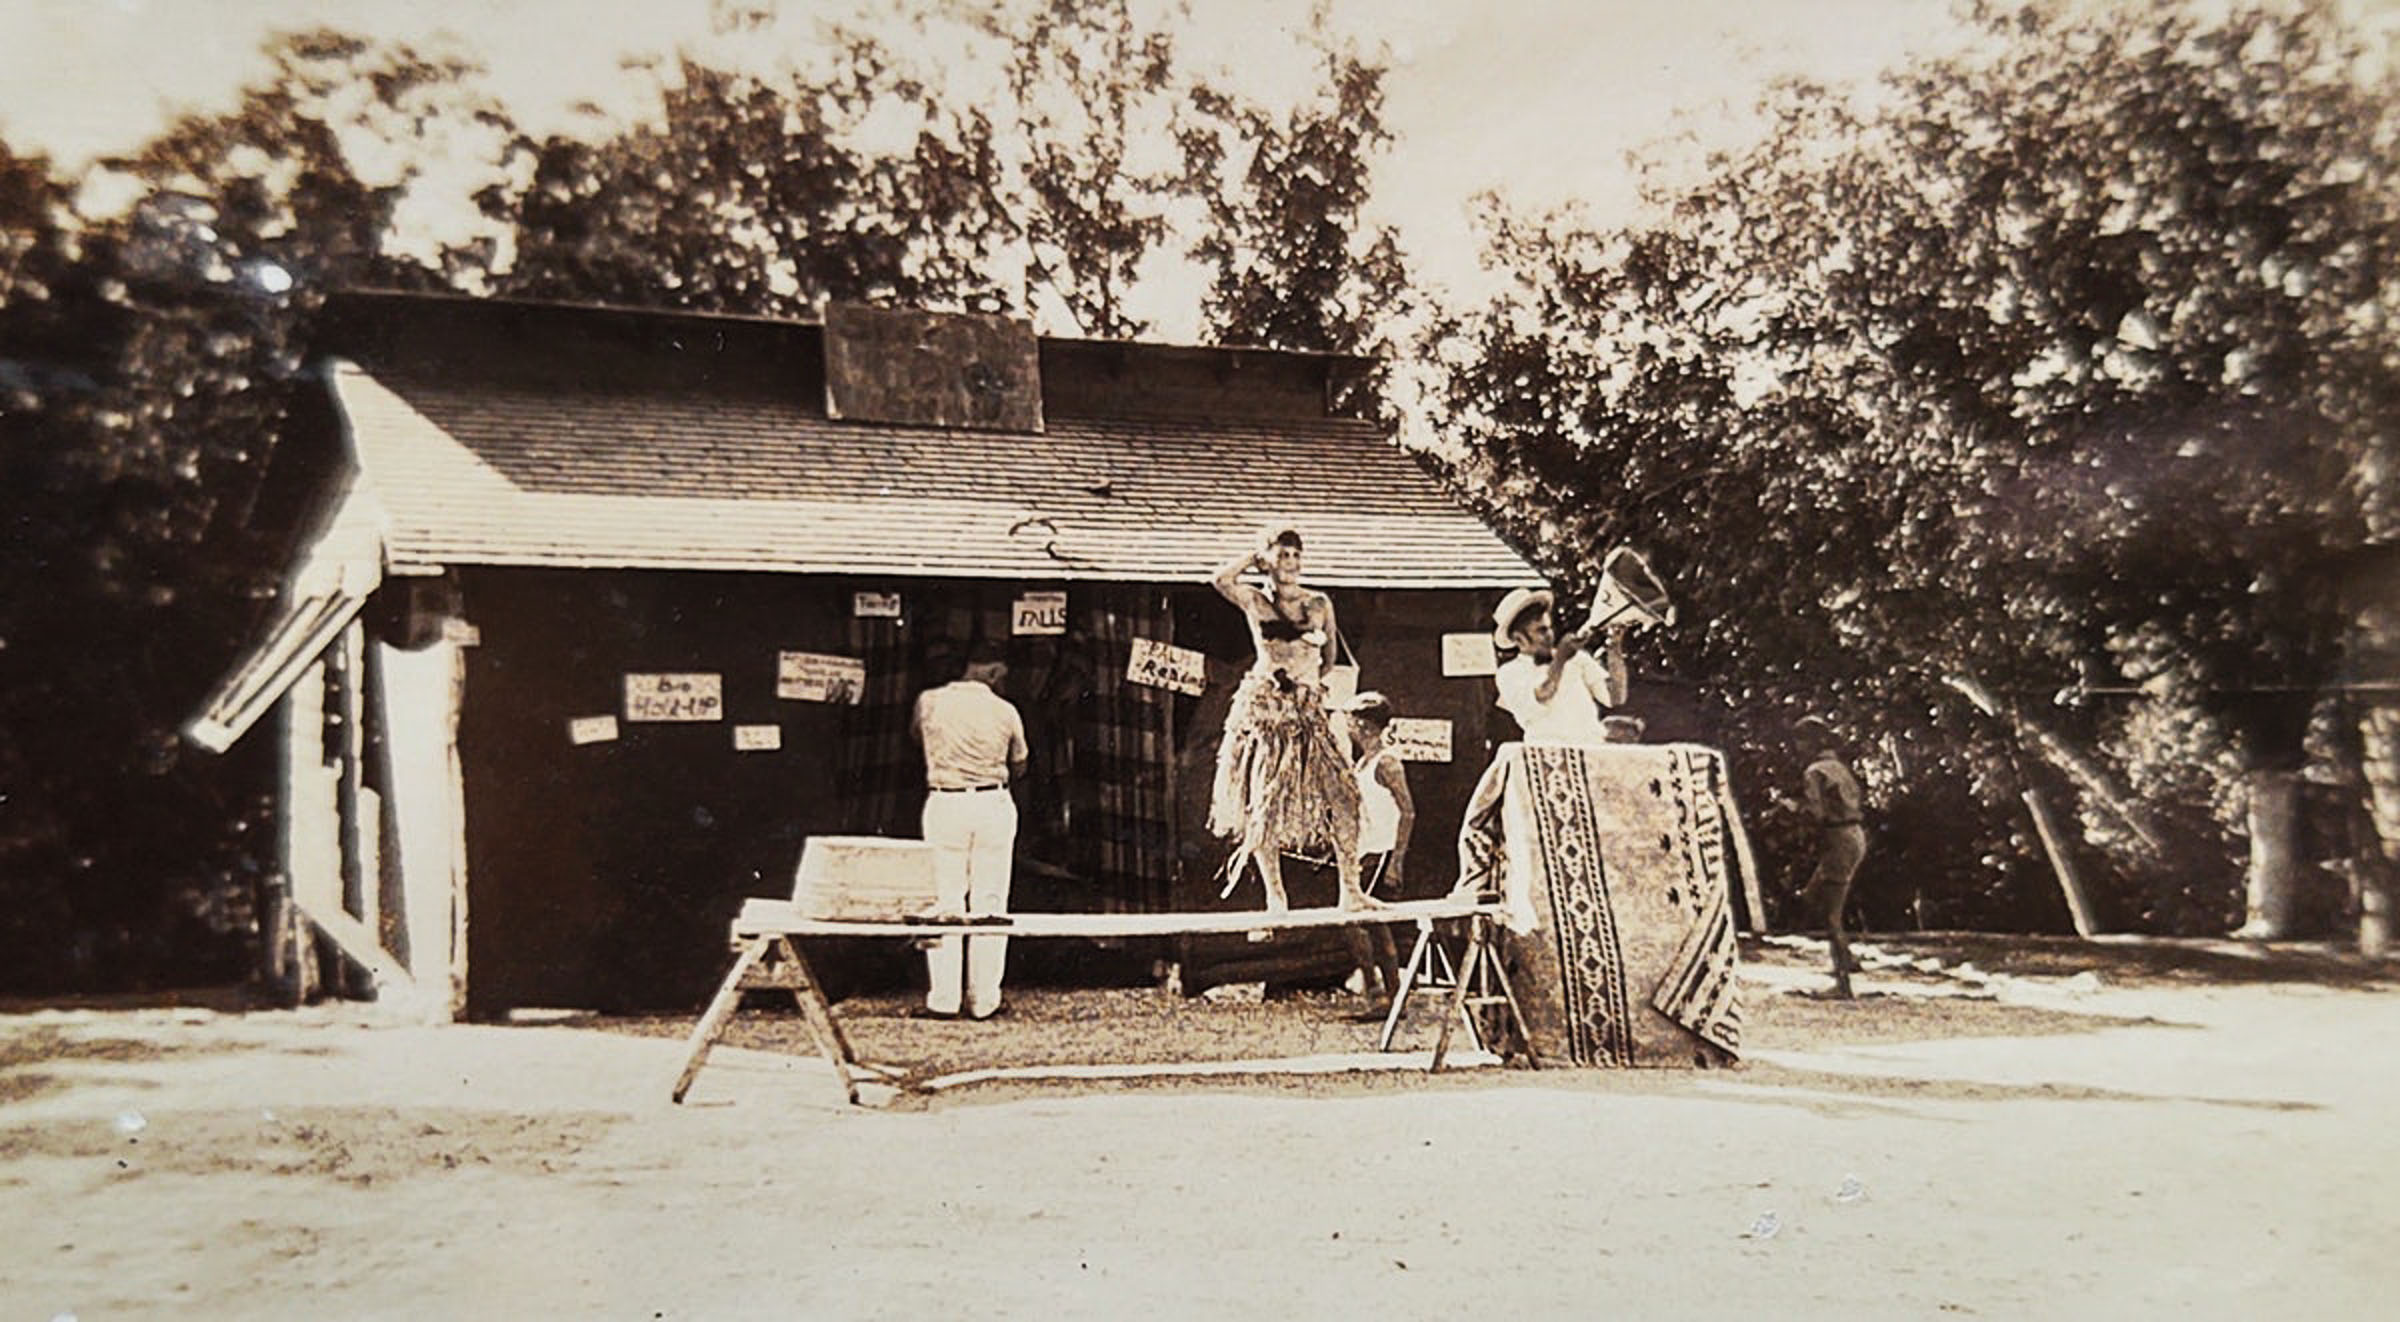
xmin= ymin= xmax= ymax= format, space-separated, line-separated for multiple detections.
xmin=1209 ymin=669 xmax=1360 ymax=859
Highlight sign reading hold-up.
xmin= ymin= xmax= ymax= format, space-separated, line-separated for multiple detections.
xmin=624 ymin=673 xmax=722 ymax=723
xmin=1126 ymin=637 xmax=1207 ymax=696
xmin=1013 ymin=590 xmax=1067 ymax=636
xmin=777 ymin=650 xmax=868 ymax=705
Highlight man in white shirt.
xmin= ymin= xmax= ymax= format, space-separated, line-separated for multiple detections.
xmin=910 ymin=642 xmax=1029 ymax=1021
xmin=1490 ymin=586 xmax=1629 ymax=744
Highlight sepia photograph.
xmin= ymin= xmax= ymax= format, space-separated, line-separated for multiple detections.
xmin=2 ymin=0 xmax=2396 ymax=1316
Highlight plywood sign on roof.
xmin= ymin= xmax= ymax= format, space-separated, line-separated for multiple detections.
xmin=824 ymin=304 xmax=1043 ymax=433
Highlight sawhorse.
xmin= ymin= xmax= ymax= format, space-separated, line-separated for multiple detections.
xmin=671 ymin=897 xmax=1529 ymax=1106
xmin=1386 ymin=910 xmax=1539 ymax=1070
xmin=671 ymin=933 xmax=887 ymax=1105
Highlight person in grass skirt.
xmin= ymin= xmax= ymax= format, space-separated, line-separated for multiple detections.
xmin=1207 ymin=527 xmax=1380 ymax=914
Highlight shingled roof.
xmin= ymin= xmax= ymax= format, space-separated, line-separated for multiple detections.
xmin=322 ymin=295 xmax=1534 ymax=590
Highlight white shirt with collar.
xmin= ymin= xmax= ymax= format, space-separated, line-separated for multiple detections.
xmin=1494 ymin=651 xmax=1615 ymax=744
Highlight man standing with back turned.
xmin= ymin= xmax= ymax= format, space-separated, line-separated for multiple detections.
xmin=912 ymin=640 xmax=1028 ymax=1021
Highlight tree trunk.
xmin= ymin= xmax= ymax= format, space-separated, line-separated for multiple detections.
xmin=2358 ymin=701 xmax=2399 ymax=956
xmin=2236 ymin=767 xmax=2302 ymax=939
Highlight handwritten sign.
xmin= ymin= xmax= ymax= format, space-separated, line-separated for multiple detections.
xmin=1013 ymin=590 xmax=1068 ymax=636
xmin=1387 ymin=717 xmax=1453 ymax=763
xmin=777 ymin=651 xmax=867 ymax=705
xmin=568 ymin=715 xmax=619 ymax=745
xmin=733 ymin=724 xmax=783 ymax=752
xmin=623 ymin=673 xmax=722 ymax=723
xmin=1441 ymin=633 xmax=1499 ymax=678
xmin=853 ymin=591 xmax=902 ymax=619
xmin=1126 ymin=637 xmax=1208 ymax=696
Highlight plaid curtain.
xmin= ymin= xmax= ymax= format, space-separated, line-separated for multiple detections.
xmin=838 ymin=584 xmax=1173 ymax=911
xmin=837 ymin=612 xmax=918 ymax=838
xmin=1072 ymin=586 xmax=1175 ymax=912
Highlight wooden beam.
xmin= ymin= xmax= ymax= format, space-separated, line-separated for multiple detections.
xmin=291 ymin=895 xmax=417 ymax=1001
xmin=734 ymin=895 xmax=1498 ymax=941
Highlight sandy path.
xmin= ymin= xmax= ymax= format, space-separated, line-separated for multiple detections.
xmin=3 ymin=964 xmax=2395 ymax=1321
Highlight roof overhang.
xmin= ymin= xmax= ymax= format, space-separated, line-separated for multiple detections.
xmin=184 ymin=474 xmax=386 ymax=753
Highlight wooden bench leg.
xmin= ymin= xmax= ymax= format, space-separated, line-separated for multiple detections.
xmin=1430 ymin=920 xmax=1489 ymax=1072
xmin=673 ymin=937 xmax=768 ymax=1103
xmin=1377 ymin=923 xmax=1432 ymax=1051
xmin=773 ymin=937 xmax=863 ymax=1106
xmin=1478 ymin=922 xmax=1539 ymax=1069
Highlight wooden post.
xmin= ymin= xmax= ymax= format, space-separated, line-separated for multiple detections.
xmin=1158 ymin=588 xmax=1181 ymax=914
xmin=2022 ymin=788 xmax=2098 ymax=938
xmin=280 ymin=655 xmax=339 ymax=1001
xmin=332 ymin=619 xmax=374 ymax=997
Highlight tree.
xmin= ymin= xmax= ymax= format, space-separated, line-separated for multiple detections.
xmin=972 ymin=0 xmax=1183 ymax=338
xmin=0 ymin=31 xmax=506 ymax=990
xmin=1183 ymin=27 xmax=1407 ymax=358
xmin=1437 ymin=0 xmax=2400 ymax=935
xmin=494 ymin=43 xmax=1018 ymax=316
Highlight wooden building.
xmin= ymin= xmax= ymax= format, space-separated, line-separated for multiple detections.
xmin=188 ymin=293 xmax=1537 ymax=1017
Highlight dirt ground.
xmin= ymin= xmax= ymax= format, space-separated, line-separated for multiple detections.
xmin=3 ymin=934 xmax=2396 ymax=1320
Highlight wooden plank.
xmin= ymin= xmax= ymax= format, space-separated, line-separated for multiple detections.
xmin=824 ymin=304 xmax=1042 ymax=432
xmin=292 ymin=896 xmax=416 ymax=1000
xmin=733 ymin=896 xmax=1499 ymax=941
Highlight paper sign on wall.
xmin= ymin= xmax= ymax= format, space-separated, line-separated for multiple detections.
xmin=1013 ymin=590 xmax=1068 ymax=636
xmin=777 ymin=651 xmax=867 ymax=705
xmin=624 ymin=674 xmax=722 ymax=722
xmin=733 ymin=724 xmax=783 ymax=752
xmin=853 ymin=591 xmax=902 ymax=618
xmin=568 ymin=715 xmax=620 ymax=745
xmin=1441 ymin=633 xmax=1499 ymax=678
xmin=1126 ymin=637 xmax=1207 ymax=696
xmin=1387 ymin=717 xmax=1453 ymax=763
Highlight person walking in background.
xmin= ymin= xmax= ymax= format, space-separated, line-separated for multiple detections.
xmin=1490 ymin=585 xmax=1630 ymax=744
xmin=1794 ymin=714 xmax=1868 ymax=998
xmin=1208 ymin=527 xmax=1375 ymax=913
xmin=1339 ymin=692 xmax=1413 ymax=1018
xmin=910 ymin=640 xmax=1028 ymax=1021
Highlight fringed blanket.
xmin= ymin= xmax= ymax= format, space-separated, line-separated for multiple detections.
xmin=1456 ymin=742 xmax=1751 ymax=1066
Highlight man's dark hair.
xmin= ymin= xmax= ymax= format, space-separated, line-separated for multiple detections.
xmin=964 ymin=639 xmax=1010 ymax=670
xmin=924 ymin=642 xmax=968 ymax=684
xmin=1270 ymin=527 xmax=1304 ymax=551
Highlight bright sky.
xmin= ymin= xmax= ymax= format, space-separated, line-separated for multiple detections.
xmin=2 ymin=0 xmax=2390 ymax=315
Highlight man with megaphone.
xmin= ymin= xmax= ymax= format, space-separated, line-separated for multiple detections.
xmin=1490 ymin=548 xmax=1671 ymax=744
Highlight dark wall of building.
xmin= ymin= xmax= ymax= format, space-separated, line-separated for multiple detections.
xmin=448 ymin=568 xmax=1531 ymax=1011
xmin=453 ymin=567 xmax=866 ymax=1013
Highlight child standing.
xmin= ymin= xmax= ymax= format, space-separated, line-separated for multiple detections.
xmin=1339 ymin=693 xmax=1414 ymax=1018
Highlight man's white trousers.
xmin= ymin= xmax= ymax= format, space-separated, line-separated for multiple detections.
xmin=921 ymin=788 xmax=1015 ymax=1017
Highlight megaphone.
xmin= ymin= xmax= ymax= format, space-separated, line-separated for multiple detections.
xmin=1581 ymin=546 xmax=1676 ymax=636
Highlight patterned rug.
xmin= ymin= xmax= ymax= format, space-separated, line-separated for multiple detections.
xmin=1456 ymin=742 xmax=1750 ymax=1066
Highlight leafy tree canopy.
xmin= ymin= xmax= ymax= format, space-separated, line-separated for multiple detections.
xmin=1437 ymin=0 xmax=2399 ymax=927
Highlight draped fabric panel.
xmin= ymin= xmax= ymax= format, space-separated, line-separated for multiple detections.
xmin=835 ymin=584 xmax=1174 ymax=913
xmin=1457 ymin=741 xmax=1746 ymax=1065
xmin=1070 ymin=587 xmax=1175 ymax=912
